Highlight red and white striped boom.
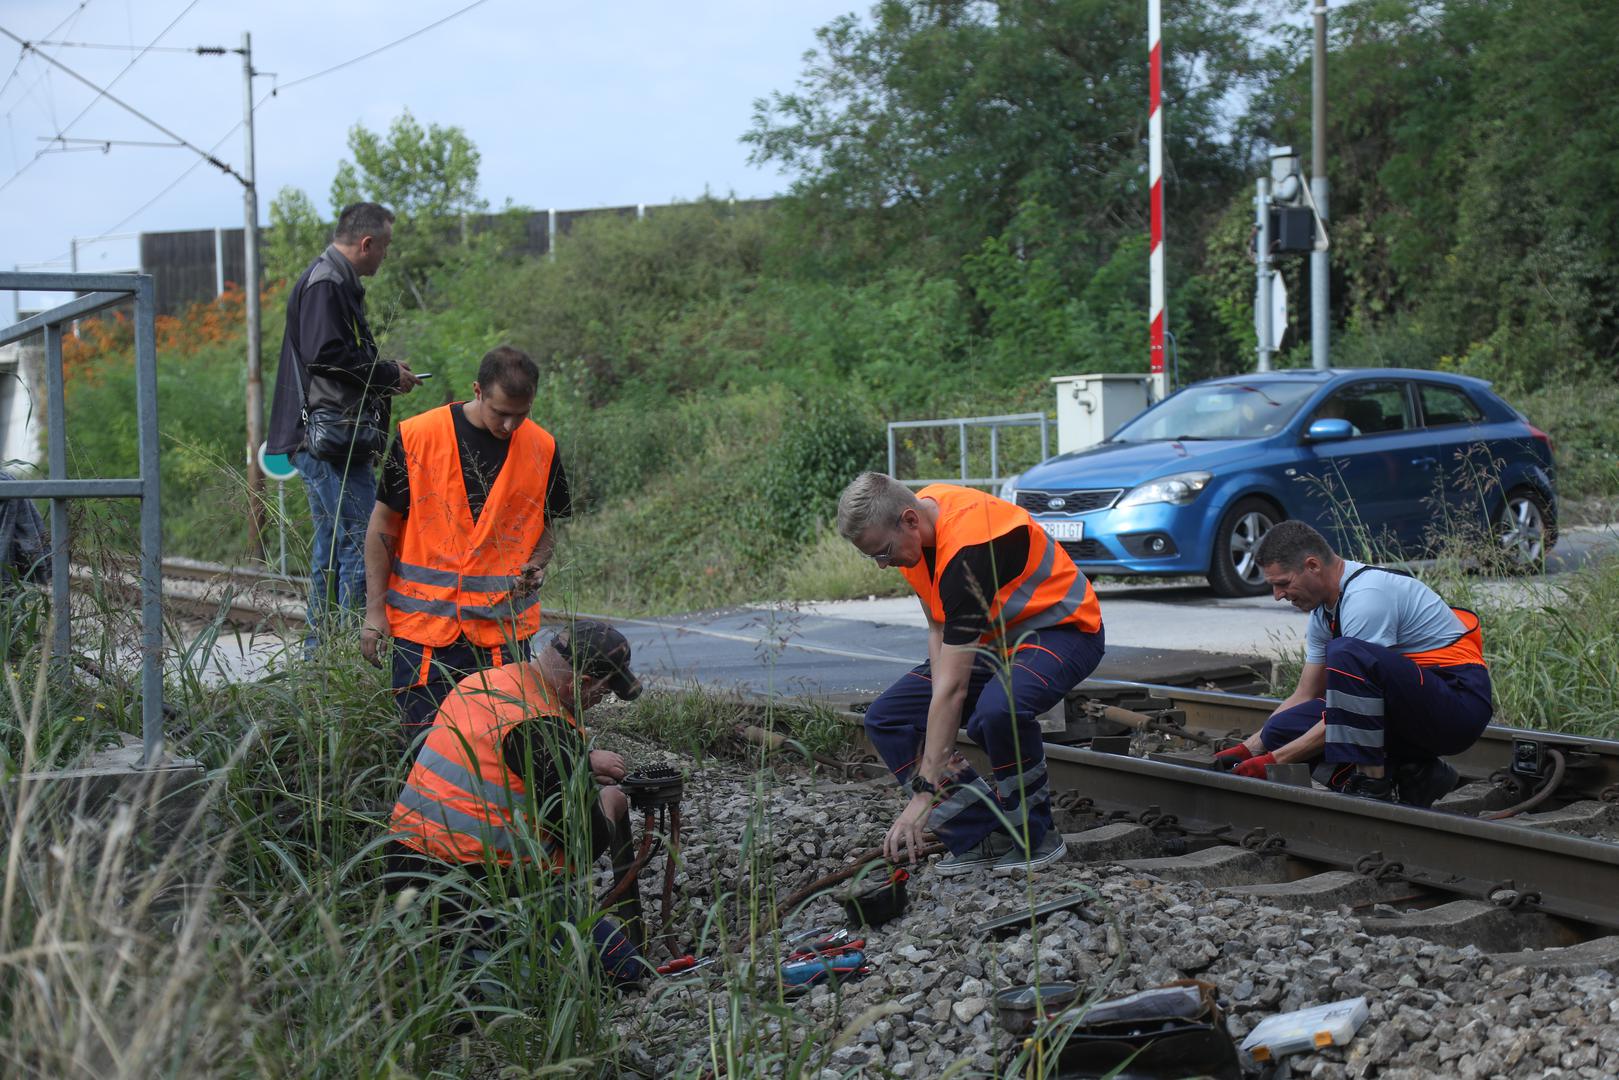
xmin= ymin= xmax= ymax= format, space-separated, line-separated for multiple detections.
xmin=1148 ymin=0 xmax=1167 ymax=400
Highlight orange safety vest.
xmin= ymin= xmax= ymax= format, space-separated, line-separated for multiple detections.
xmin=1329 ymin=566 xmax=1487 ymax=668
xmin=389 ymin=663 xmax=581 ymax=867
xmin=901 ymin=484 xmax=1102 ymax=645
xmin=385 ymin=405 xmax=555 ymax=647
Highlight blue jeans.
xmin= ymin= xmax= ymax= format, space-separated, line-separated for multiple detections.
xmin=295 ymin=449 xmax=376 ymax=648
xmin=863 ymin=626 xmax=1106 ymax=854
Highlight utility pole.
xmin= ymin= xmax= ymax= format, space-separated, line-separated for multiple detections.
xmin=1310 ymin=2 xmax=1329 ymax=370
xmin=1255 ymin=177 xmax=1273 ymax=372
xmin=240 ymin=31 xmax=265 ymax=560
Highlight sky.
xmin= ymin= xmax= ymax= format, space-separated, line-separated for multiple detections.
xmin=0 ymin=0 xmax=859 ymax=315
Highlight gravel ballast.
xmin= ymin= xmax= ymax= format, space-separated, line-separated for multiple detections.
xmin=599 ymin=737 xmax=1619 ymax=1078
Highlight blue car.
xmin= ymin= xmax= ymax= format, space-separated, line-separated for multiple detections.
xmin=1002 ymin=369 xmax=1557 ymax=595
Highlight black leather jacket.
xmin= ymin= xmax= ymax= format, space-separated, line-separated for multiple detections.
xmin=266 ymin=246 xmax=400 ymax=455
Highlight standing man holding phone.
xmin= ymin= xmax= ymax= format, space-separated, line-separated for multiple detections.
xmin=361 ymin=345 xmax=572 ymax=755
xmin=265 ymin=202 xmax=422 ymax=649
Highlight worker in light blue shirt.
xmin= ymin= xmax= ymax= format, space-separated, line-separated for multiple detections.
xmin=1212 ymin=521 xmax=1492 ymax=807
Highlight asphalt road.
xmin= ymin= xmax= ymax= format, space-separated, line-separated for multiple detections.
xmin=610 ymin=522 xmax=1619 ymax=704
xmin=181 ymin=523 xmax=1616 ymax=699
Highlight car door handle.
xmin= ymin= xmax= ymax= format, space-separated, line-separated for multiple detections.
xmin=1410 ymin=456 xmax=1437 ymax=467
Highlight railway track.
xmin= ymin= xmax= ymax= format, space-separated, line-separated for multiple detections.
xmin=825 ymin=679 xmax=1619 ymax=943
xmin=1054 ymin=678 xmax=1619 ymax=809
xmin=105 ymin=560 xmax=1619 ymax=940
xmin=71 ymin=557 xmax=308 ymax=625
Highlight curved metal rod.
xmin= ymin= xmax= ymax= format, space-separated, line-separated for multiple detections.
xmin=600 ymin=820 xmax=660 ymax=908
xmin=1484 ymin=749 xmax=1567 ymax=820
xmin=775 ymin=841 xmax=946 ymax=920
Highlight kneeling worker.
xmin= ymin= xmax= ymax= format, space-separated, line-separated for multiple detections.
xmin=837 ymin=472 xmax=1106 ymax=875
xmin=385 ymin=620 xmax=645 ymax=986
xmin=1216 ymin=521 xmax=1490 ymax=806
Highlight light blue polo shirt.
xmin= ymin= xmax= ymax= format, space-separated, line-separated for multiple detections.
xmin=1303 ymin=560 xmax=1465 ymax=664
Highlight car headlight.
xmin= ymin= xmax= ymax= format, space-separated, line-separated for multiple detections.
xmin=1117 ymin=471 xmax=1212 ymax=508
xmin=998 ymin=474 xmax=1020 ymax=504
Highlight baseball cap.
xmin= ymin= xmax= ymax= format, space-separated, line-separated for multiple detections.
xmin=552 ymin=620 xmax=643 ymax=701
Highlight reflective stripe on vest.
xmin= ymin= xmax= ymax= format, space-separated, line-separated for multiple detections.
xmin=384 ymin=405 xmax=555 ymax=648
xmin=900 ymin=484 xmax=1102 ymax=644
xmin=1329 ymin=566 xmax=1487 ymax=669
xmin=388 ymin=663 xmax=577 ymax=867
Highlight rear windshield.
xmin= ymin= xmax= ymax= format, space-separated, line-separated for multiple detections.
xmin=1111 ymin=381 xmax=1321 ymax=442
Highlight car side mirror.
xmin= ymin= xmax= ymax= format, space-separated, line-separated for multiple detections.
xmin=1305 ymin=418 xmax=1354 ymax=443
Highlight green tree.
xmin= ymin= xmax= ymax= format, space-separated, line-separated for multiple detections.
xmin=330 ymin=109 xmax=487 ymax=307
xmin=1245 ymin=0 xmax=1619 ymax=384
xmin=263 ymin=186 xmax=327 ymax=286
xmin=746 ymin=0 xmax=1268 ymax=284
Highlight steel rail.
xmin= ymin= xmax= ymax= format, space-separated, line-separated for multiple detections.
xmin=953 ymin=741 xmax=1619 ymax=932
xmin=1071 ymin=677 xmax=1619 ymax=804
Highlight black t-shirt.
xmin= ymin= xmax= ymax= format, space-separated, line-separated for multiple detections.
xmin=378 ymin=403 xmax=572 ymax=524
xmin=924 ymin=526 xmax=1032 ymax=646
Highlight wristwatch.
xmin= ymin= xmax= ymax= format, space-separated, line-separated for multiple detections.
xmin=910 ymin=773 xmax=937 ymax=796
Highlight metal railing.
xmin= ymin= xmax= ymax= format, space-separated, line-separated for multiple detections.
xmin=886 ymin=412 xmax=1052 ymax=489
xmin=0 ymin=272 xmax=165 ymax=764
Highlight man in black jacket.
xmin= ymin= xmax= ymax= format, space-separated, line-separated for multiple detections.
xmin=267 ymin=202 xmax=422 ymax=647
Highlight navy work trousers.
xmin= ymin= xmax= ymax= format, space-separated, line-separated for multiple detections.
xmin=863 ymin=625 xmax=1105 ymax=855
xmin=1260 ymin=636 xmax=1492 ymax=767
xmin=394 ymin=635 xmax=535 ymax=757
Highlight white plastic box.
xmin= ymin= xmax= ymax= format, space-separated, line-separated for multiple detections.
xmin=1240 ymin=997 xmax=1370 ymax=1063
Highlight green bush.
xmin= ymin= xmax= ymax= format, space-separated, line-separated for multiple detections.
xmin=756 ymin=393 xmax=884 ymax=542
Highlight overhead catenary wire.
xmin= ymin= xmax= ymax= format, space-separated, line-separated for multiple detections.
xmin=273 ymin=0 xmax=493 ymax=94
xmin=0 ymin=0 xmax=94 ymax=108
xmin=0 ymin=0 xmax=210 ymax=194
xmin=25 ymin=40 xmax=223 ymax=54
xmin=56 ymin=0 xmax=499 ymax=259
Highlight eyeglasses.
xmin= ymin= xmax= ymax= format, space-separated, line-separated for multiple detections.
xmin=867 ymin=540 xmax=895 ymax=567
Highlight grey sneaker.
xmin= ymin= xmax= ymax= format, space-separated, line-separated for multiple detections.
xmin=935 ymin=832 xmax=1015 ymax=876
xmin=991 ymin=830 xmax=1068 ymax=875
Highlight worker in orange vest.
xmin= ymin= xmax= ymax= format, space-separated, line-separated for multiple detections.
xmin=384 ymin=619 xmax=646 ymax=987
xmin=836 ymin=472 xmax=1106 ymax=876
xmin=361 ymin=345 xmax=572 ymax=754
xmin=1213 ymin=520 xmax=1490 ymax=807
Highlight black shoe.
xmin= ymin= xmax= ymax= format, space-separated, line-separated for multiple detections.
xmin=1338 ymin=772 xmax=1396 ymax=802
xmin=1314 ymin=761 xmax=1355 ymax=790
xmin=1394 ymin=758 xmax=1459 ymax=809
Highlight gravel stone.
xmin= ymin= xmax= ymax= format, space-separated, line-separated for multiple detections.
xmin=600 ymin=736 xmax=1619 ymax=1076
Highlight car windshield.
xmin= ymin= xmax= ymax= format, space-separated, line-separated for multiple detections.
xmin=1110 ymin=381 xmax=1321 ymax=442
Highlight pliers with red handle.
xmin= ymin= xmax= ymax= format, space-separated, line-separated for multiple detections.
xmin=656 ymin=955 xmax=717 ymax=976
xmin=787 ymin=935 xmax=866 ymax=960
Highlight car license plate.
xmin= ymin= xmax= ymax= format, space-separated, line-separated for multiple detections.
xmin=1041 ymin=520 xmax=1085 ymax=542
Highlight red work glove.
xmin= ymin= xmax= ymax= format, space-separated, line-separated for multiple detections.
xmin=1232 ymin=753 xmax=1278 ymax=779
xmin=1213 ymin=744 xmax=1254 ymax=771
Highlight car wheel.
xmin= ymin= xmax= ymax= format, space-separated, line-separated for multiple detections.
xmin=1494 ymin=486 xmax=1551 ymax=573
xmin=1207 ymin=497 xmax=1280 ymax=597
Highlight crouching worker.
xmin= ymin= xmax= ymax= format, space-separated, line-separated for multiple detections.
xmin=837 ymin=473 xmax=1106 ymax=875
xmin=384 ymin=620 xmax=647 ymax=988
xmin=1216 ymin=521 xmax=1490 ymax=806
